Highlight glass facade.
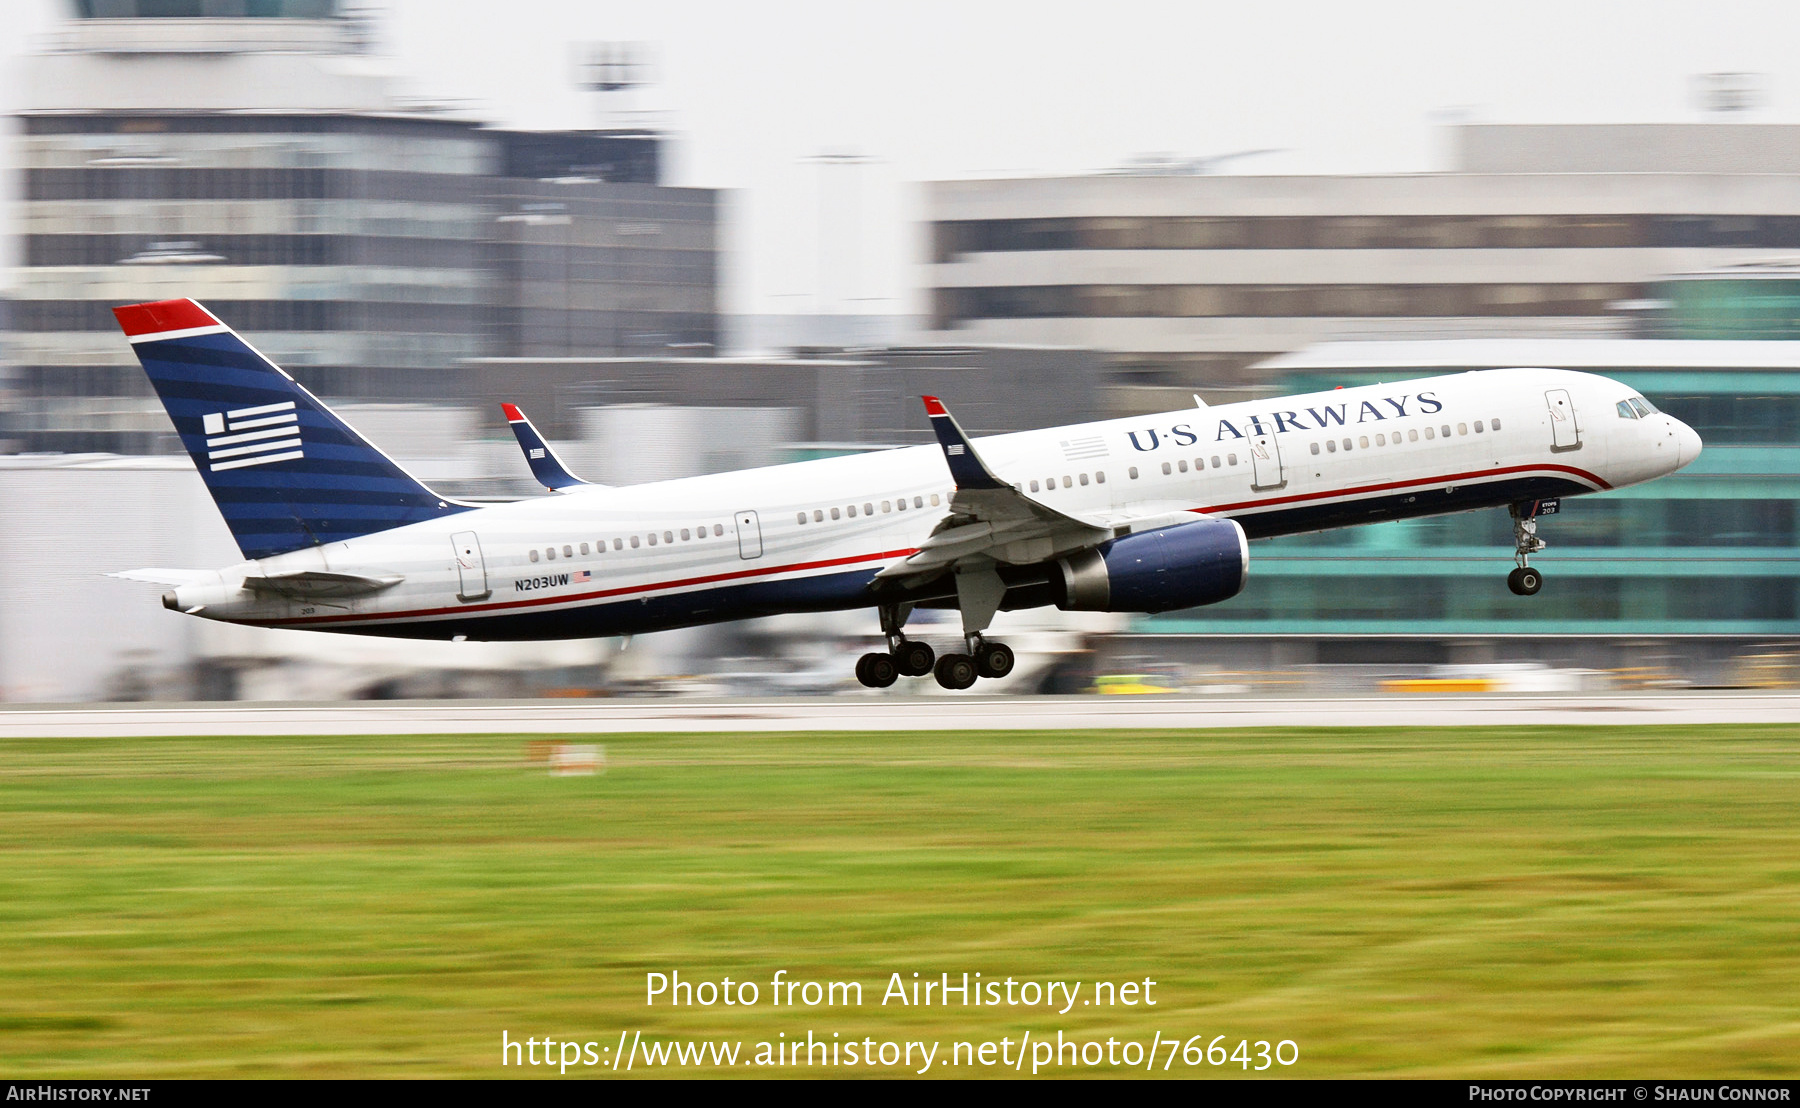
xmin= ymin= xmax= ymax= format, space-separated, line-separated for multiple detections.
xmin=933 ymin=214 xmax=1800 ymax=262
xmin=1138 ymin=360 xmax=1800 ymax=637
xmin=7 ymin=110 xmax=721 ymax=452
xmin=1651 ymin=277 xmax=1800 ymax=340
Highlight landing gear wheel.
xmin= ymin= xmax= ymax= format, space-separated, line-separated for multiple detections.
xmin=1507 ymin=566 xmax=1543 ymax=596
xmin=855 ymin=652 xmax=898 ymax=688
xmin=973 ymin=641 xmax=1015 ymax=680
xmin=895 ymin=639 xmax=935 ymax=677
xmin=933 ymin=653 xmax=978 ymax=690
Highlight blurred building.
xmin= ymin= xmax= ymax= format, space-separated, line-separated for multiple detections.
xmin=924 ymin=123 xmax=1800 ymax=401
xmin=5 ymin=0 xmax=719 ymax=454
xmin=1642 ymin=260 xmax=1800 ymax=340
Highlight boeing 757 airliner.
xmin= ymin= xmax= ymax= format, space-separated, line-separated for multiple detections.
xmin=110 ymin=298 xmax=1701 ymax=690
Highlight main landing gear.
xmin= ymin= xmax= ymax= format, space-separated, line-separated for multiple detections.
xmin=1506 ymin=500 xmax=1553 ymax=596
xmin=854 ymin=598 xmax=1016 ymax=690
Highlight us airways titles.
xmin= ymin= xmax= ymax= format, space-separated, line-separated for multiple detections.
xmin=1125 ymin=390 xmax=1445 ymax=452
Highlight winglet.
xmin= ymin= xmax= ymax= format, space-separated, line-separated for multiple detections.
xmin=503 ymin=404 xmax=592 ymax=491
xmin=921 ymin=395 xmax=1008 ymax=491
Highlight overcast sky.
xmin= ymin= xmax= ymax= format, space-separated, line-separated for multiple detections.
xmin=10 ymin=0 xmax=1800 ymax=316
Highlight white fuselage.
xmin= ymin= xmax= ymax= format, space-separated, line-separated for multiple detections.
xmin=163 ymin=368 xmax=1700 ymax=640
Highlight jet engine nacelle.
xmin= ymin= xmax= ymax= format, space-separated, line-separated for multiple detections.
xmin=1050 ymin=517 xmax=1248 ymax=613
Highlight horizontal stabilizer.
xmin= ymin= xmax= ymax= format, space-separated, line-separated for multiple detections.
xmin=108 ymin=568 xmax=214 ymax=586
xmin=501 ymin=403 xmax=595 ymax=491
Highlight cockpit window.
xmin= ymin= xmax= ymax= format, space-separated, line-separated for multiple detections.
xmin=1629 ymin=396 xmax=1658 ymax=417
xmin=1616 ymin=400 xmax=1639 ymax=420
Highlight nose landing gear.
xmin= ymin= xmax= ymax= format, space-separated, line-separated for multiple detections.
xmin=1507 ymin=500 xmax=1555 ymax=596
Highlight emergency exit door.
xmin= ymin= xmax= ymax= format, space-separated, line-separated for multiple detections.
xmin=1249 ymin=433 xmax=1286 ymax=490
xmin=1546 ymin=389 xmax=1582 ymax=450
xmin=735 ymin=510 xmax=763 ymax=559
xmin=451 ymin=531 xmax=490 ymax=601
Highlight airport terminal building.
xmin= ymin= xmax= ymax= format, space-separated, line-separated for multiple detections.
xmin=6 ymin=0 xmax=721 ymax=454
xmin=925 ymin=124 xmax=1800 ymax=397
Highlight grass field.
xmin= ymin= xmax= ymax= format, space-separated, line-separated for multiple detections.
xmin=1 ymin=725 xmax=1797 ymax=1078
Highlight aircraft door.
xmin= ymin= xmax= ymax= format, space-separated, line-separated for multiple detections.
xmin=1546 ymin=389 xmax=1581 ymax=450
xmin=1249 ymin=432 xmax=1286 ymax=490
xmin=735 ymin=510 xmax=763 ymax=559
xmin=451 ymin=531 xmax=490 ymax=601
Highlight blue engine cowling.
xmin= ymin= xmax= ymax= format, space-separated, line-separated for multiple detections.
xmin=1050 ymin=517 xmax=1248 ymax=613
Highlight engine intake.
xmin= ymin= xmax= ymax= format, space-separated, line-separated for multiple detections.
xmin=1051 ymin=518 xmax=1248 ymax=613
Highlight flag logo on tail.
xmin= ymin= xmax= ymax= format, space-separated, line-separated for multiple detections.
xmin=203 ymin=401 xmax=303 ymax=472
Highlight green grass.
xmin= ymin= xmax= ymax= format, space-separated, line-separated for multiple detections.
xmin=1 ymin=726 xmax=1798 ymax=1077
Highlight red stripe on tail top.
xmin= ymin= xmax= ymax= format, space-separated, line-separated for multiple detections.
xmin=501 ymin=403 xmax=525 ymax=422
xmin=113 ymin=299 xmax=221 ymax=338
xmin=921 ymin=395 xmax=948 ymax=417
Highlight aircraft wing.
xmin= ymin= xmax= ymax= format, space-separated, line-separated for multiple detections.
xmin=877 ymin=396 xmax=1113 ymax=582
xmin=503 ymin=403 xmax=599 ymax=491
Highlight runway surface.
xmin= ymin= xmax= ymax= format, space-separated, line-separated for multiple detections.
xmin=3 ymin=693 xmax=1799 ymax=737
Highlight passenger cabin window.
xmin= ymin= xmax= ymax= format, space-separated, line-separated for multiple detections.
xmin=614 ymin=538 xmax=624 ymax=550
xmin=664 ymin=531 xmax=674 ymax=544
xmin=546 ymin=547 xmax=556 ymax=560
xmin=797 ymin=512 xmax=807 ymax=524
xmin=1473 ymin=421 xmax=1484 ymax=433
xmin=1441 ymin=424 xmax=1452 ymax=437
xmin=1211 ymin=455 xmax=1222 ymax=468
xmin=831 ymin=507 xmax=841 ymax=520
xmin=1358 ymin=436 xmax=1369 ymax=449
xmin=1030 ymin=479 xmax=1040 ymax=492
xmin=931 ymin=494 xmax=941 ymax=506
xmin=1161 ymin=462 xmax=1172 ymax=475
xmin=1095 ymin=471 xmax=1106 ymax=484
xmin=1491 ymin=418 xmax=1502 ymax=431
xmin=1176 ymin=460 xmax=1187 ymax=473
xmin=1457 ymin=423 xmax=1468 ymax=436
xmin=1424 ymin=427 xmax=1435 ymax=439
xmin=814 ymin=510 xmax=824 ymax=522
xmin=563 ymin=545 xmax=573 ymax=558
xmin=882 ymin=501 xmax=891 ymax=512
xmin=1129 ymin=466 xmax=1139 ymax=479
xmin=647 ymin=533 xmax=657 ymax=546
xmin=896 ymin=498 xmax=907 ymax=511
xmin=1375 ymin=434 xmax=1386 ymax=446
xmin=1227 ymin=453 xmax=1238 ymax=466
xmin=847 ymin=504 xmax=857 ymax=518
xmin=681 ymin=529 xmax=691 ymax=541
xmin=1079 ymin=473 xmax=1089 ymax=485
xmin=1311 ymin=443 xmax=1321 ymax=455
xmin=580 ymin=543 xmax=589 ymax=555
xmin=713 ymin=524 xmax=724 ymax=536
xmin=1409 ymin=429 xmax=1420 ymax=441
xmin=1326 ymin=440 xmax=1337 ymax=453
xmin=864 ymin=503 xmax=874 ymax=515
xmin=529 ymin=549 xmax=539 ymax=562
xmin=629 ymin=535 xmax=640 ymax=548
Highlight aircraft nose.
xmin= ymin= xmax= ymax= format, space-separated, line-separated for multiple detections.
xmin=1673 ymin=417 xmax=1703 ymax=471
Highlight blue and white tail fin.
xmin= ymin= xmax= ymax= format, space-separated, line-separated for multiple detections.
xmin=115 ymin=298 xmax=471 ymax=560
xmin=501 ymin=403 xmax=598 ymax=491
